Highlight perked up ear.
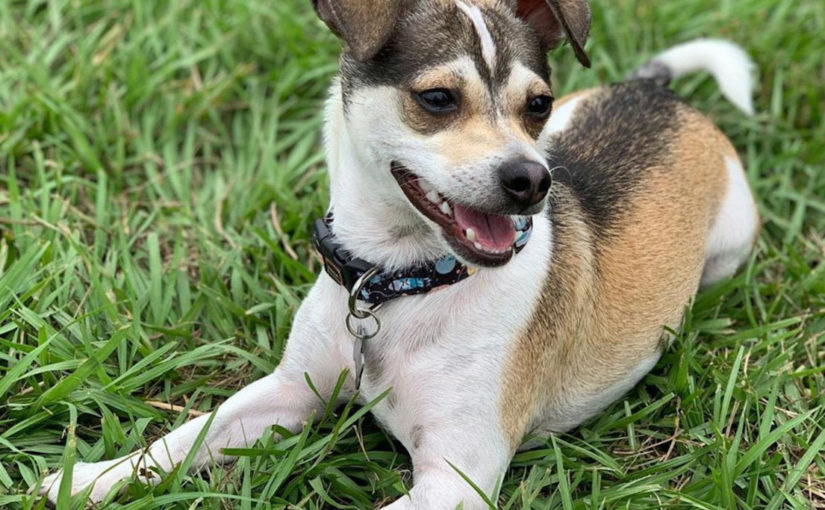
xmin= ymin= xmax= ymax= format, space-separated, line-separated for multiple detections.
xmin=312 ymin=0 xmax=402 ymax=61
xmin=516 ymin=0 xmax=592 ymax=67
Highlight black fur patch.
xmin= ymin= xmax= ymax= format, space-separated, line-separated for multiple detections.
xmin=546 ymin=80 xmax=684 ymax=238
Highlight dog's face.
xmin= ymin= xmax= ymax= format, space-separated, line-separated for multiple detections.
xmin=315 ymin=0 xmax=590 ymax=266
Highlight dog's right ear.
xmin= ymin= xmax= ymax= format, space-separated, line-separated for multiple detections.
xmin=516 ymin=0 xmax=591 ymax=67
xmin=313 ymin=0 xmax=402 ymax=61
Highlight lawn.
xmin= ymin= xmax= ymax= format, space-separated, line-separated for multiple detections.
xmin=1 ymin=0 xmax=824 ymax=508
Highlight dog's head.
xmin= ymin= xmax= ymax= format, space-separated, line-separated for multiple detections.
xmin=315 ymin=0 xmax=591 ymax=267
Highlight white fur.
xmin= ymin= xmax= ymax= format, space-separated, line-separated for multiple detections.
xmin=652 ymin=39 xmax=755 ymax=115
xmin=456 ymin=1 xmax=497 ymax=73
xmin=701 ymin=156 xmax=759 ymax=286
xmin=355 ymin=216 xmax=553 ymax=509
xmin=541 ymin=95 xmax=586 ymax=139
xmin=325 ymin=81 xmax=448 ymax=269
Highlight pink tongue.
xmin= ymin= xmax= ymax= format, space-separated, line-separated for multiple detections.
xmin=453 ymin=204 xmax=515 ymax=252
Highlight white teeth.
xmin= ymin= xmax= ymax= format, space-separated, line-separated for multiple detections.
xmin=426 ymin=190 xmax=440 ymax=203
xmin=419 ymin=180 xmax=434 ymax=193
xmin=440 ymin=202 xmax=452 ymax=216
xmin=474 ymin=242 xmax=484 ymax=251
xmin=465 ymin=228 xmax=477 ymax=241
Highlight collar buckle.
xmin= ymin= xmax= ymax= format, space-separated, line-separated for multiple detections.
xmin=313 ymin=218 xmax=374 ymax=292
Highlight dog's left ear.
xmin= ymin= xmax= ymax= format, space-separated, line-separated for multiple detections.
xmin=312 ymin=0 xmax=402 ymax=61
xmin=516 ymin=0 xmax=591 ymax=67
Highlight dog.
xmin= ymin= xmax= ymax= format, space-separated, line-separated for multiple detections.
xmin=40 ymin=0 xmax=759 ymax=508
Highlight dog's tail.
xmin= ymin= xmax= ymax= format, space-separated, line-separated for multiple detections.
xmin=628 ymin=39 xmax=755 ymax=115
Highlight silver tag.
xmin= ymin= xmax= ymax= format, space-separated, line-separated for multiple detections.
xmin=353 ymin=333 xmax=365 ymax=390
xmin=345 ymin=266 xmax=382 ymax=392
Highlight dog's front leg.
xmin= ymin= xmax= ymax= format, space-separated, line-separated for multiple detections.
xmin=381 ymin=417 xmax=513 ymax=510
xmin=39 ymin=283 xmax=347 ymax=504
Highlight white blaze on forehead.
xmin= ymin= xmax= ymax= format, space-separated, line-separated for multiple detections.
xmin=455 ymin=1 xmax=497 ymax=73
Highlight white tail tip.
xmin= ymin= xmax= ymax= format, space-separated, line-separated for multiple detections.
xmin=653 ymin=39 xmax=756 ymax=115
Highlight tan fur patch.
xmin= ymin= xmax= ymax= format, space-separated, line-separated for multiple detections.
xmin=402 ymin=58 xmax=551 ymax=166
xmin=498 ymin=103 xmax=737 ymax=449
xmin=434 ymin=115 xmax=511 ymax=167
xmin=502 ymin=63 xmax=554 ymax=139
xmin=498 ymin=184 xmax=596 ymax=445
xmin=401 ymin=65 xmax=468 ymax=135
xmin=406 ymin=60 xmax=555 ymax=167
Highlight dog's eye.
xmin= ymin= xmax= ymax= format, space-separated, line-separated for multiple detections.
xmin=414 ymin=88 xmax=459 ymax=113
xmin=526 ymin=95 xmax=553 ymax=119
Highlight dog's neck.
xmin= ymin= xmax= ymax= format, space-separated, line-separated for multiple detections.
xmin=323 ymin=82 xmax=448 ymax=271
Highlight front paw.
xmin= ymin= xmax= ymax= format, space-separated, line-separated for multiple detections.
xmin=37 ymin=460 xmax=130 ymax=505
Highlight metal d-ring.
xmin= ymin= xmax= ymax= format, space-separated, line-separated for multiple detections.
xmin=346 ymin=266 xmax=383 ymax=340
xmin=347 ymin=266 xmax=382 ymax=318
xmin=346 ymin=308 xmax=381 ymax=340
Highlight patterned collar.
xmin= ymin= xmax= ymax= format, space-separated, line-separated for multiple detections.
xmin=312 ymin=213 xmax=533 ymax=305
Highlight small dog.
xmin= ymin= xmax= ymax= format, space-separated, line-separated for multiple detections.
xmin=41 ymin=0 xmax=759 ymax=508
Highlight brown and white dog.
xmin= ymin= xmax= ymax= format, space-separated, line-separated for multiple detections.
xmin=40 ymin=1 xmax=759 ymax=508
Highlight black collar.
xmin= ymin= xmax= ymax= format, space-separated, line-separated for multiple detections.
xmin=313 ymin=213 xmax=533 ymax=306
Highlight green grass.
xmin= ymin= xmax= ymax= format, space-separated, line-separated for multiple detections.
xmin=1 ymin=0 xmax=823 ymax=508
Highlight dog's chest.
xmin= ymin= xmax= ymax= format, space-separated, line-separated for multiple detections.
xmin=354 ymin=293 xmax=514 ymax=449
xmin=340 ymin=219 xmax=553 ymax=447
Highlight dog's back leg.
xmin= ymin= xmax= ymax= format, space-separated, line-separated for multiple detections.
xmin=38 ymin=291 xmax=347 ymax=504
xmin=701 ymin=154 xmax=759 ymax=287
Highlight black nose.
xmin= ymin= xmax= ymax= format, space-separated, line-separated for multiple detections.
xmin=498 ymin=159 xmax=552 ymax=208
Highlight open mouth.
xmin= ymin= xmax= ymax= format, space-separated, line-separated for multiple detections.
xmin=391 ymin=163 xmax=522 ymax=267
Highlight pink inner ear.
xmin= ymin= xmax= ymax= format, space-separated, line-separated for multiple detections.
xmin=516 ymin=0 xmax=563 ymax=48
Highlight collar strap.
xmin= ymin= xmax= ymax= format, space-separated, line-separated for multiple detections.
xmin=313 ymin=213 xmax=533 ymax=305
